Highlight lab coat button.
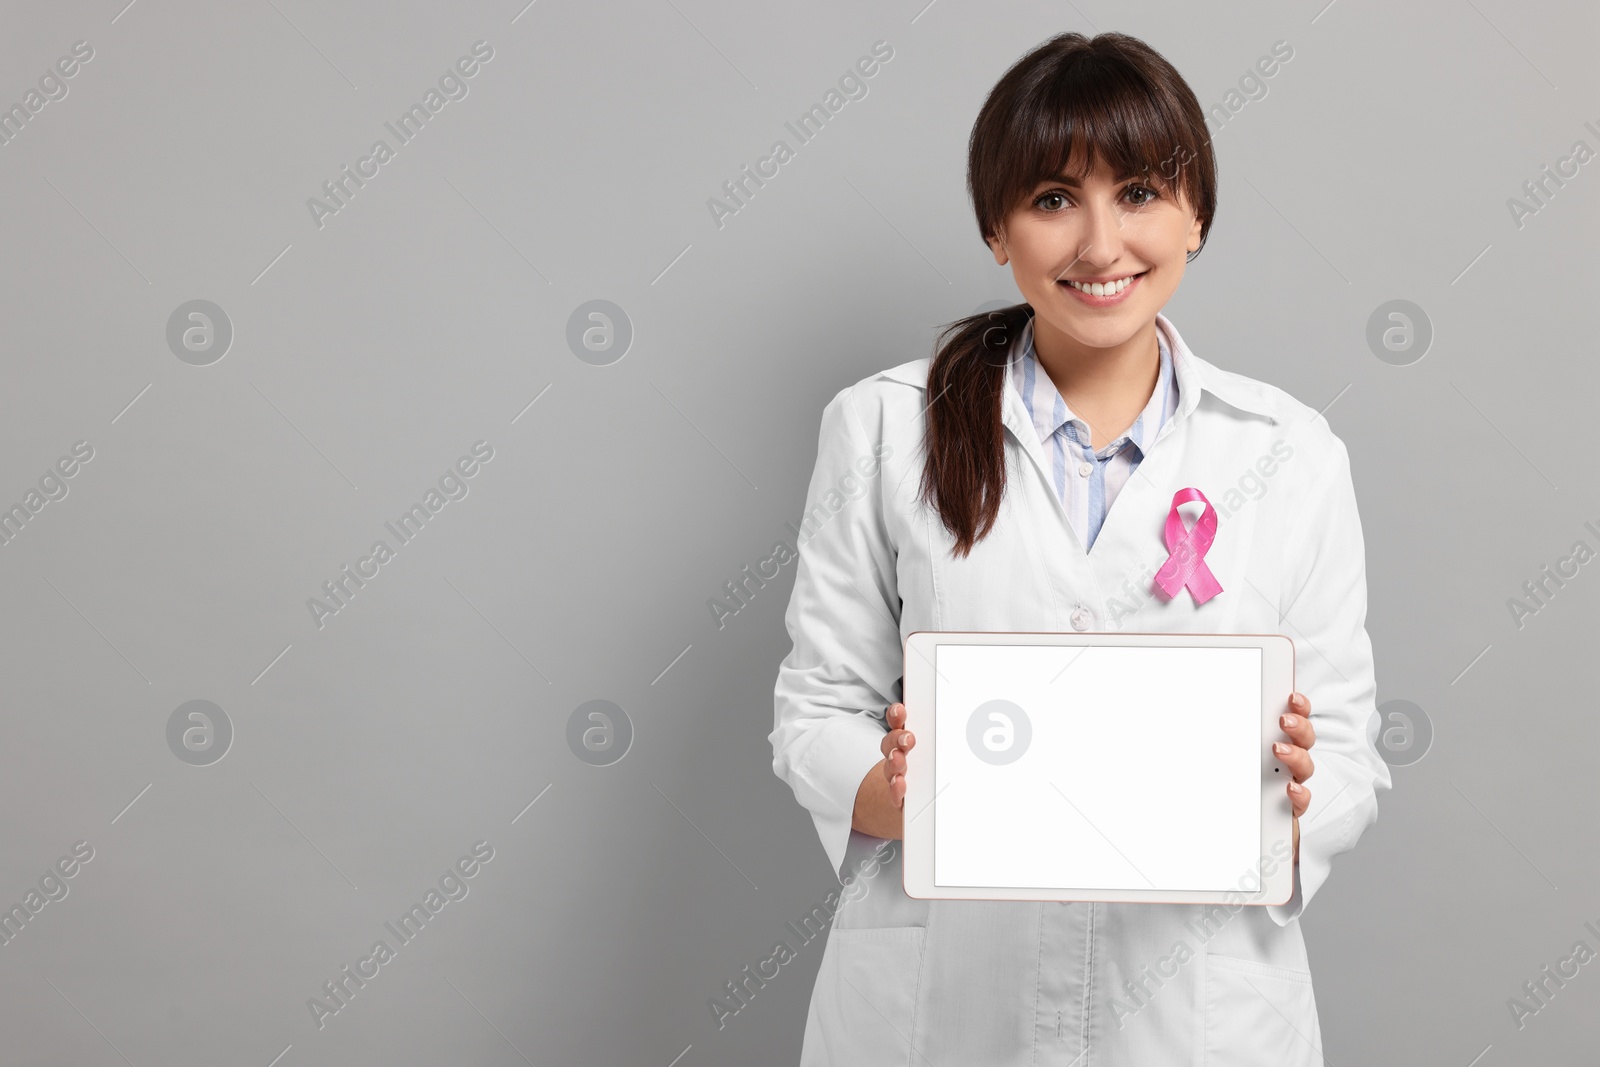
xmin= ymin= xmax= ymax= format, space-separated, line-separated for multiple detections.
xmin=1070 ymin=607 xmax=1091 ymax=631
xmin=1077 ymin=461 xmax=1092 ymax=477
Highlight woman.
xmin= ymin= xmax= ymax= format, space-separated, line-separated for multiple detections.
xmin=770 ymin=31 xmax=1391 ymax=1066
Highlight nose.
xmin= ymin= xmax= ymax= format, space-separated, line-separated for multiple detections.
xmin=1075 ymin=195 xmax=1128 ymax=269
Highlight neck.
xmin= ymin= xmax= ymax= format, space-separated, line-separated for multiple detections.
xmin=1029 ymin=317 xmax=1163 ymax=449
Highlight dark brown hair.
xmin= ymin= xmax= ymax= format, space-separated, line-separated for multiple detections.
xmin=919 ymin=32 xmax=1217 ymax=556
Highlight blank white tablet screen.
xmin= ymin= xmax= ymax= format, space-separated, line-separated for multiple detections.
xmin=933 ymin=644 xmax=1262 ymax=891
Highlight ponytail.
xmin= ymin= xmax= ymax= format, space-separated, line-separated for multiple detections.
xmin=918 ymin=303 xmax=1031 ymax=557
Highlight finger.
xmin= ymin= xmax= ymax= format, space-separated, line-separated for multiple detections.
xmin=1280 ymin=693 xmax=1315 ymax=749
xmin=885 ymin=730 xmax=916 ymax=769
xmin=885 ymin=745 xmax=907 ymax=780
xmin=886 ymin=703 xmax=906 ymax=730
xmin=1271 ymin=741 xmax=1314 ymax=784
xmin=881 ymin=728 xmax=915 ymax=759
xmin=1288 ymin=780 xmax=1310 ymax=819
xmin=889 ymin=771 xmax=907 ymax=807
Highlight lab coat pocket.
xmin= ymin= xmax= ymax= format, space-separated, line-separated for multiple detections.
xmin=815 ymin=926 xmax=927 ymax=1067
xmin=1203 ymin=953 xmax=1321 ymax=1067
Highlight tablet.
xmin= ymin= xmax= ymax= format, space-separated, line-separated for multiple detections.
xmin=901 ymin=631 xmax=1296 ymax=905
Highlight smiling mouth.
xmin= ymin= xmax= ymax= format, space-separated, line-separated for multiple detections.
xmin=1059 ymin=270 xmax=1148 ymax=297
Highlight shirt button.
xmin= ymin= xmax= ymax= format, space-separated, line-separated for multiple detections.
xmin=1070 ymin=606 xmax=1092 ymax=631
xmin=1077 ymin=461 xmax=1092 ymax=477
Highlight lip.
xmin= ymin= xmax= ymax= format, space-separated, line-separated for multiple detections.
xmin=1058 ymin=270 xmax=1146 ymax=307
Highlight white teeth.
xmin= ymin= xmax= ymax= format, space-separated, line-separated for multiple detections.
xmin=1066 ymin=273 xmax=1139 ymax=295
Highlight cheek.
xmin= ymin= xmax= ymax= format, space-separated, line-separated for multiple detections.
xmin=1013 ymin=231 xmax=1082 ymax=285
xmin=1133 ymin=226 xmax=1193 ymax=281
xmin=995 ymin=245 xmax=1046 ymax=292
xmin=1166 ymin=214 xmax=1202 ymax=257
xmin=1142 ymin=261 xmax=1185 ymax=304
xmin=1008 ymin=217 xmax=1070 ymax=256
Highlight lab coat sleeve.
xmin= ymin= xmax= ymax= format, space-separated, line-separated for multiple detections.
xmin=771 ymin=383 xmax=902 ymax=884
xmin=1266 ymin=430 xmax=1393 ymax=926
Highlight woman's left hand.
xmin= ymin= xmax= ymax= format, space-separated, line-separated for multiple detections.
xmin=1273 ymin=691 xmax=1315 ymax=863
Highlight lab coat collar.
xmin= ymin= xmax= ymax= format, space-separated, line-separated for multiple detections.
xmin=875 ymin=311 xmax=1282 ymax=428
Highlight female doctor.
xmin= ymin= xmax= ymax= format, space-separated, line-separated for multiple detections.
xmin=770 ymin=31 xmax=1391 ymax=1066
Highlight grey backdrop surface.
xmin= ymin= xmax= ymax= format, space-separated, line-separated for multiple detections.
xmin=0 ymin=0 xmax=1596 ymax=1064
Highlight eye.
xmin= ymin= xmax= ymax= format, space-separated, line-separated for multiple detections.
xmin=1031 ymin=184 xmax=1162 ymax=213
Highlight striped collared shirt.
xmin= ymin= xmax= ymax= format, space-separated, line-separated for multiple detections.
xmin=1007 ymin=314 xmax=1181 ymax=551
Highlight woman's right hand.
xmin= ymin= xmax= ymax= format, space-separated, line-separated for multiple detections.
xmin=881 ymin=702 xmax=915 ymax=806
xmin=851 ymin=703 xmax=915 ymax=839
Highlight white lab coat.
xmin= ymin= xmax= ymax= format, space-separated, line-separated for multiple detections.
xmin=771 ymin=312 xmax=1391 ymax=1066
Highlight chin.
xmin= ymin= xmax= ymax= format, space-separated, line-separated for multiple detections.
xmin=1038 ymin=306 xmax=1147 ymax=347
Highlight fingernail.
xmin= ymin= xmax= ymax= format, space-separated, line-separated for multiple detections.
xmin=901 ymin=735 xmax=913 ymax=747
xmin=1289 ymin=782 xmax=1304 ymax=794
xmin=1292 ymin=694 xmax=1307 ymax=708
xmin=1282 ymin=714 xmax=1298 ymax=729
xmin=1273 ymin=742 xmax=1289 ymax=755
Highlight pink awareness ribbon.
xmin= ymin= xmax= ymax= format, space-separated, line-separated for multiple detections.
xmin=1152 ymin=487 xmax=1223 ymax=605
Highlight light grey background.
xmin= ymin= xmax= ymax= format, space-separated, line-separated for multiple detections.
xmin=0 ymin=0 xmax=1595 ymax=1063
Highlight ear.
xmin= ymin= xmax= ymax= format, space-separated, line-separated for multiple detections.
xmin=987 ymin=232 xmax=1010 ymax=267
xmin=1186 ymin=212 xmax=1203 ymax=253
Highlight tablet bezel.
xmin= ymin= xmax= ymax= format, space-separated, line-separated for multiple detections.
xmin=901 ymin=630 xmax=1296 ymax=905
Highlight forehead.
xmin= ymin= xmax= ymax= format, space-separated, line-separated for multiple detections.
xmin=1032 ymin=164 xmax=1149 ymax=185
xmin=1039 ymin=141 xmax=1153 ymax=179
xmin=1029 ymin=140 xmax=1184 ymax=193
